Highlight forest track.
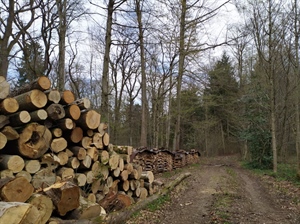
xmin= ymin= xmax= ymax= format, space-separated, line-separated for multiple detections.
xmin=127 ymin=155 xmax=300 ymax=224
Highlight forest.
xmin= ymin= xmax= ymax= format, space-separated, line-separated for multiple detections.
xmin=1 ymin=0 xmax=300 ymax=174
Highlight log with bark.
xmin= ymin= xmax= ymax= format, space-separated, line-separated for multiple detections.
xmin=1 ymin=126 xmax=19 ymax=140
xmin=0 ymin=115 xmax=9 ymax=129
xmin=14 ymin=89 xmax=48 ymax=111
xmin=60 ymin=90 xmax=75 ymax=105
xmin=27 ymin=193 xmax=54 ymax=224
xmin=0 ymin=76 xmax=10 ymax=100
xmin=0 ymin=176 xmax=34 ymax=202
xmin=77 ymin=110 xmax=101 ymax=130
xmin=0 ymin=97 xmax=19 ymax=114
xmin=43 ymin=181 xmax=80 ymax=216
xmin=46 ymin=103 xmax=65 ymax=120
xmin=0 ymin=201 xmax=41 ymax=224
xmin=8 ymin=110 xmax=31 ymax=126
xmin=31 ymin=167 xmax=56 ymax=189
xmin=0 ymin=154 xmax=24 ymax=173
xmin=0 ymin=132 xmax=7 ymax=149
xmin=45 ymin=90 xmax=61 ymax=104
xmin=64 ymin=104 xmax=81 ymax=120
xmin=30 ymin=109 xmax=48 ymax=122
xmin=17 ymin=123 xmax=52 ymax=159
xmin=73 ymin=98 xmax=91 ymax=110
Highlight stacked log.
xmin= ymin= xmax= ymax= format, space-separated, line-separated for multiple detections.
xmin=133 ymin=148 xmax=201 ymax=173
xmin=0 ymin=76 xmax=156 ymax=222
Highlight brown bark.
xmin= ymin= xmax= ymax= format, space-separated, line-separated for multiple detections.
xmin=0 ymin=115 xmax=9 ymax=129
xmin=56 ymin=118 xmax=74 ymax=130
xmin=1 ymin=126 xmax=19 ymax=140
xmin=0 ymin=98 xmax=18 ymax=114
xmin=0 ymin=176 xmax=34 ymax=202
xmin=43 ymin=181 xmax=80 ymax=216
xmin=69 ymin=146 xmax=87 ymax=160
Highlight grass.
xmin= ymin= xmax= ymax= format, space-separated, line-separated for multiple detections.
xmin=146 ymin=194 xmax=170 ymax=212
xmin=242 ymin=162 xmax=300 ymax=185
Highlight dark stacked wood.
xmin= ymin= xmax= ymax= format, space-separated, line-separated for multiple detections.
xmin=133 ymin=148 xmax=200 ymax=173
xmin=0 ymin=76 xmax=156 ymax=222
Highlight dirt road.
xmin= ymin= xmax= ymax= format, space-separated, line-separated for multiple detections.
xmin=127 ymin=156 xmax=300 ymax=224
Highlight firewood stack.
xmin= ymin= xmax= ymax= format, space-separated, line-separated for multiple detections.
xmin=0 ymin=76 xmax=155 ymax=223
xmin=133 ymin=148 xmax=200 ymax=174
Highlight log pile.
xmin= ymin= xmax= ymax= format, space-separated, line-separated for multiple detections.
xmin=0 ymin=76 xmax=156 ymax=223
xmin=133 ymin=148 xmax=200 ymax=174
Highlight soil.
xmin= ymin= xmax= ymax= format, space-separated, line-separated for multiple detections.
xmin=126 ymin=155 xmax=300 ymax=224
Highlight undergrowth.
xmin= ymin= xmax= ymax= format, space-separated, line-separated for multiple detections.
xmin=147 ymin=194 xmax=170 ymax=212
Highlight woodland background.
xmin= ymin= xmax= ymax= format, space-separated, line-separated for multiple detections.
xmin=1 ymin=0 xmax=300 ymax=173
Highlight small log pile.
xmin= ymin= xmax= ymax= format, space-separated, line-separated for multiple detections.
xmin=133 ymin=148 xmax=200 ymax=174
xmin=0 ymin=76 xmax=155 ymax=223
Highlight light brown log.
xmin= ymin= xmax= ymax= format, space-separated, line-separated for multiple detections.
xmin=0 ymin=98 xmax=18 ymax=114
xmin=8 ymin=110 xmax=30 ymax=126
xmin=138 ymin=187 xmax=148 ymax=199
xmin=140 ymin=171 xmax=154 ymax=184
xmin=134 ymin=164 xmax=143 ymax=179
xmin=0 ymin=76 xmax=10 ymax=100
xmin=27 ymin=193 xmax=54 ymax=224
xmin=0 ymin=115 xmax=9 ymax=129
xmin=102 ymin=132 xmax=110 ymax=147
xmin=99 ymin=183 xmax=109 ymax=195
xmin=0 ymin=154 xmax=24 ymax=173
xmin=139 ymin=179 xmax=144 ymax=188
xmin=67 ymin=196 xmax=105 ymax=220
xmin=122 ymin=180 xmax=130 ymax=192
xmin=67 ymin=157 xmax=80 ymax=169
xmin=106 ymin=176 xmax=113 ymax=188
xmin=0 ymin=132 xmax=7 ymax=149
xmin=18 ymin=123 xmax=52 ymax=159
xmin=45 ymin=89 xmax=61 ymax=104
xmin=81 ymin=136 xmax=92 ymax=148
xmin=51 ymin=128 xmax=62 ymax=138
xmin=56 ymin=118 xmax=74 ymax=130
xmin=77 ymin=110 xmax=101 ymax=130
xmin=113 ymin=167 xmax=121 ymax=177
xmin=46 ymin=103 xmax=65 ymax=120
xmin=64 ymin=104 xmax=81 ymax=120
xmin=124 ymin=163 xmax=134 ymax=174
xmin=29 ymin=109 xmax=48 ymax=122
xmin=113 ymin=145 xmax=133 ymax=156
xmin=119 ymin=157 xmax=124 ymax=171
xmin=0 ymin=177 xmax=34 ymax=202
xmin=97 ymin=122 xmax=108 ymax=135
xmin=129 ymin=169 xmax=139 ymax=180
xmin=65 ymin=148 xmax=74 ymax=157
xmin=133 ymin=187 xmax=141 ymax=197
xmin=144 ymin=182 xmax=154 ymax=196
xmin=87 ymin=146 xmax=99 ymax=162
xmin=91 ymin=161 xmax=109 ymax=180
xmin=25 ymin=159 xmax=41 ymax=174
xmin=50 ymin=137 xmax=67 ymax=153
xmin=100 ymin=150 xmax=109 ymax=165
xmin=91 ymin=179 xmax=101 ymax=194
xmin=79 ymin=155 xmax=92 ymax=169
xmin=57 ymin=167 xmax=75 ymax=180
xmin=70 ymin=146 xmax=86 ymax=160
xmin=0 ymin=169 xmax=14 ymax=179
xmin=88 ymin=193 xmax=97 ymax=203
xmin=1 ymin=126 xmax=19 ymax=141
xmin=86 ymin=129 xmax=94 ymax=137
xmin=74 ymin=173 xmax=87 ymax=187
xmin=32 ymin=167 xmax=56 ymax=189
xmin=14 ymin=89 xmax=47 ymax=111
xmin=15 ymin=170 xmax=32 ymax=182
xmin=85 ymin=170 xmax=94 ymax=184
xmin=57 ymin=151 xmax=68 ymax=166
xmin=41 ymin=153 xmax=60 ymax=169
xmin=69 ymin=126 xmax=83 ymax=143
xmin=119 ymin=154 xmax=131 ymax=164
xmin=0 ymin=202 xmax=41 ymax=224
xmin=92 ymin=132 xmax=103 ymax=149
xmin=109 ymin=153 xmax=120 ymax=170
xmin=73 ymin=98 xmax=91 ymax=110
xmin=60 ymin=90 xmax=75 ymax=105
xmin=43 ymin=181 xmax=80 ymax=216
xmin=120 ymin=170 xmax=129 ymax=181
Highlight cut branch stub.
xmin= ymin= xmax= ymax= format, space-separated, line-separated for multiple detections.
xmin=18 ymin=123 xmax=52 ymax=159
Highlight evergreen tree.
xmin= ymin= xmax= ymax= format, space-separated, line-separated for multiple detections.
xmin=16 ymin=41 xmax=45 ymax=87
